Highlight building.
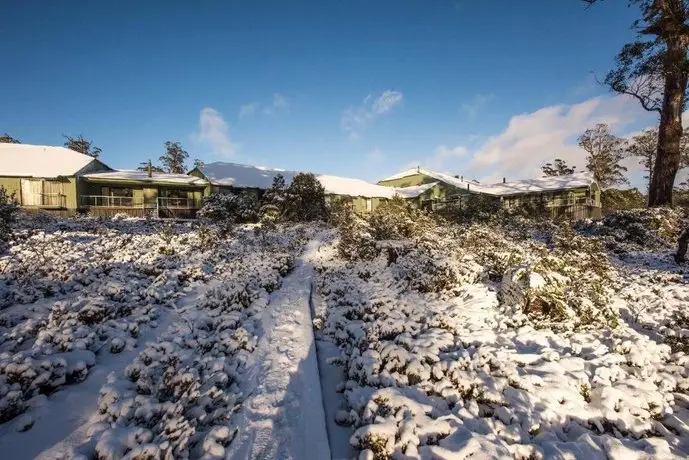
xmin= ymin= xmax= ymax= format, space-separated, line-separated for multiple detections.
xmin=193 ymin=161 xmax=409 ymax=213
xmin=0 ymin=144 xmax=112 ymax=213
xmin=0 ymin=144 xmax=206 ymax=218
xmin=378 ymin=168 xmax=601 ymax=219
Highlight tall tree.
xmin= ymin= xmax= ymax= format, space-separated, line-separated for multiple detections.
xmin=193 ymin=158 xmax=205 ymax=169
xmin=541 ymin=159 xmax=576 ymax=176
xmin=159 ymin=141 xmax=189 ymax=174
xmin=64 ymin=134 xmax=101 ymax=158
xmin=579 ymin=123 xmax=629 ymax=189
xmin=627 ymin=128 xmax=659 ymax=193
xmin=627 ymin=126 xmax=689 ymax=192
xmin=0 ymin=133 xmax=20 ymax=144
xmin=583 ymin=0 xmax=689 ymax=206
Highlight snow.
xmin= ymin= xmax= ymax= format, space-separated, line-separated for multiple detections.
xmin=0 ymin=144 xmax=102 ymax=178
xmin=318 ymin=175 xmax=396 ymax=199
xmin=226 ymin=237 xmax=331 ymax=459
xmin=392 ymin=182 xmax=439 ymax=199
xmin=3 ymin=209 xmax=689 ymax=460
xmin=83 ymin=170 xmax=208 ymax=185
xmin=380 ymin=167 xmax=596 ymax=196
xmin=197 ymin=162 xmax=299 ymax=189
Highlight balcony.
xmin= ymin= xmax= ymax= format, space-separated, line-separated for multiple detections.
xmin=81 ymin=195 xmax=143 ymax=208
xmin=546 ymin=197 xmax=597 ymax=208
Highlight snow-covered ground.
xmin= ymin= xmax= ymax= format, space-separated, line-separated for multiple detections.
xmin=2 ymin=210 xmax=689 ymax=460
xmin=312 ymin=212 xmax=689 ymax=459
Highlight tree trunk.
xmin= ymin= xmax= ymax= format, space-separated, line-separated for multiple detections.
xmin=649 ymin=38 xmax=688 ymax=207
xmin=675 ymin=225 xmax=689 ymax=263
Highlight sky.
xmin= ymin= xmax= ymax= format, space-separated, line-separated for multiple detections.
xmin=0 ymin=0 xmax=663 ymax=187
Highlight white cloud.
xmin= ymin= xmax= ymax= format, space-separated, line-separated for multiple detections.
xmin=193 ymin=107 xmax=238 ymax=157
xmin=273 ymin=93 xmax=288 ymax=110
xmin=367 ymin=148 xmax=384 ymax=164
xmin=239 ymin=103 xmax=258 ymax=119
xmin=428 ymin=96 xmax=645 ymax=183
xmin=342 ymin=90 xmax=404 ymax=140
xmin=461 ymin=93 xmax=494 ymax=119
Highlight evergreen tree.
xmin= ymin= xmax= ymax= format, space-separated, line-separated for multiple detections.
xmin=578 ymin=123 xmax=629 ymax=189
xmin=259 ymin=174 xmax=288 ymax=221
xmin=159 ymin=141 xmax=189 ymax=174
xmin=64 ymin=134 xmax=101 ymax=158
xmin=583 ymin=0 xmax=689 ymax=206
xmin=541 ymin=159 xmax=576 ymax=176
xmin=0 ymin=134 xmax=20 ymax=144
xmin=193 ymin=158 xmax=205 ymax=169
xmin=284 ymin=173 xmax=327 ymax=222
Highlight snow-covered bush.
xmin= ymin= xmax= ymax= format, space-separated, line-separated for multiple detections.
xmin=198 ymin=192 xmax=259 ymax=226
xmin=368 ymin=196 xmax=430 ymax=241
xmin=579 ymin=207 xmax=687 ymax=251
xmin=0 ymin=187 xmax=19 ymax=250
xmin=336 ymin=205 xmax=377 ymax=261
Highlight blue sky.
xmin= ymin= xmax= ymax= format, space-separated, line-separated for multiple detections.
xmin=0 ymin=0 xmax=657 ymax=184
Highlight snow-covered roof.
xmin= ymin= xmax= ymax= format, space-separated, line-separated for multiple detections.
xmin=478 ymin=171 xmax=596 ymax=196
xmin=83 ymin=170 xmax=208 ymax=186
xmin=393 ymin=182 xmax=439 ymax=198
xmin=0 ymin=143 xmax=101 ymax=178
xmin=381 ymin=167 xmax=596 ymax=197
xmin=317 ymin=175 xmax=396 ymax=199
xmin=197 ymin=162 xmax=298 ymax=188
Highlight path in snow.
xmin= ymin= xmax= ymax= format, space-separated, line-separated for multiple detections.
xmin=0 ymin=283 xmax=218 ymax=460
xmin=226 ymin=238 xmax=331 ymax=460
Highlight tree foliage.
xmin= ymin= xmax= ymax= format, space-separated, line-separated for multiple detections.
xmin=0 ymin=134 xmax=20 ymax=144
xmin=541 ymin=159 xmax=576 ymax=176
xmin=583 ymin=0 xmax=689 ymax=206
xmin=284 ymin=173 xmax=327 ymax=222
xmin=63 ymin=134 xmax=101 ymax=158
xmin=578 ymin=123 xmax=629 ymax=189
xmin=0 ymin=187 xmax=19 ymax=251
xmin=159 ymin=141 xmax=189 ymax=174
xmin=259 ymin=174 xmax=288 ymax=222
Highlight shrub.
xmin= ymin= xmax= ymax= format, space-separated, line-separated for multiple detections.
xmin=0 ymin=187 xmax=19 ymax=248
xmin=436 ymin=193 xmax=501 ymax=224
xmin=368 ymin=196 xmax=429 ymax=241
xmin=601 ymin=188 xmax=646 ymax=213
xmin=259 ymin=174 xmax=288 ymax=221
xmin=337 ymin=205 xmax=377 ymax=260
xmin=198 ymin=192 xmax=259 ymax=225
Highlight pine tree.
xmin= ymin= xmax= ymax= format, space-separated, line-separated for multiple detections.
xmin=578 ymin=123 xmax=629 ymax=189
xmin=541 ymin=159 xmax=576 ymax=176
xmin=159 ymin=141 xmax=189 ymax=174
xmin=0 ymin=134 xmax=20 ymax=144
xmin=64 ymin=134 xmax=101 ymax=158
xmin=259 ymin=174 xmax=288 ymax=221
xmin=284 ymin=172 xmax=327 ymax=222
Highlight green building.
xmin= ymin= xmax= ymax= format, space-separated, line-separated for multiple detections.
xmin=0 ymin=144 xmax=206 ymax=218
xmin=378 ymin=167 xmax=601 ymax=219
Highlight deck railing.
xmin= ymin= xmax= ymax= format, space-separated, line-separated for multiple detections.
xmin=81 ymin=195 xmax=142 ymax=208
xmin=547 ymin=197 xmax=596 ymax=207
xmin=157 ymin=197 xmax=199 ymax=209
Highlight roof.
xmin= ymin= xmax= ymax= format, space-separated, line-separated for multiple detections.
xmin=83 ymin=170 xmax=208 ymax=186
xmin=479 ymin=171 xmax=596 ymax=196
xmin=197 ymin=162 xmax=299 ymax=188
xmin=381 ymin=167 xmax=596 ymax=197
xmin=392 ymin=181 xmax=439 ymax=198
xmin=0 ymin=144 xmax=100 ymax=178
xmin=317 ymin=175 xmax=396 ymax=199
